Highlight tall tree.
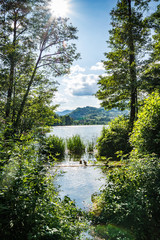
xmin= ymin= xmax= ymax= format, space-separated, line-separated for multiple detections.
xmin=96 ymin=0 xmax=151 ymax=128
xmin=141 ymin=3 xmax=160 ymax=93
xmin=0 ymin=0 xmax=79 ymax=134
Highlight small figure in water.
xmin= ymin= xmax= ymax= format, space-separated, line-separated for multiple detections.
xmin=83 ymin=160 xmax=87 ymax=166
xmin=79 ymin=160 xmax=82 ymax=164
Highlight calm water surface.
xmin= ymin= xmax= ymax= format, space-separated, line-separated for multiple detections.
xmin=50 ymin=125 xmax=107 ymax=209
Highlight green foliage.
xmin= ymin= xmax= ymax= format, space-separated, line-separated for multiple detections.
xmin=96 ymin=116 xmax=131 ymax=160
xmin=40 ymin=135 xmax=65 ymax=160
xmin=0 ymin=135 xmax=86 ymax=240
xmin=0 ymin=0 xmax=79 ymax=133
xmin=92 ymin=155 xmax=160 ymax=240
xmin=54 ymin=114 xmax=74 ymax=126
xmin=141 ymin=4 xmax=160 ymax=93
xmin=130 ymin=92 xmax=160 ymax=156
xmin=94 ymin=224 xmax=135 ymax=240
xmin=96 ymin=0 xmax=151 ymax=125
xmin=67 ymin=135 xmax=85 ymax=155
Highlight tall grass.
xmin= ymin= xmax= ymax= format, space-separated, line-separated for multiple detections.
xmin=40 ymin=135 xmax=65 ymax=160
xmin=87 ymin=140 xmax=95 ymax=153
xmin=67 ymin=134 xmax=85 ymax=155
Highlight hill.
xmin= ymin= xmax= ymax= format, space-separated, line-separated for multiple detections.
xmin=68 ymin=106 xmax=128 ymax=125
xmin=56 ymin=110 xmax=73 ymax=116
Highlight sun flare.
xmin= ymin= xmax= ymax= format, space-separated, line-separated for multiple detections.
xmin=49 ymin=0 xmax=71 ymax=17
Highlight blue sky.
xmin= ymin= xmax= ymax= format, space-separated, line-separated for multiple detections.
xmin=54 ymin=0 xmax=158 ymax=111
xmin=54 ymin=0 xmax=117 ymax=111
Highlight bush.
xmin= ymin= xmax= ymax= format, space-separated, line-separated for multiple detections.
xmin=92 ymin=155 xmax=160 ymax=240
xmin=67 ymin=135 xmax=85 ymax=155
xmin=94 ymin=224 xmax=135 ymax=240
xmin=40 ymin=135 xmax=65 ymax=160
xmin=130 ymin=92 xmax=160 ymax=156
xmin=96 ymin=116 xmax=131 ymax=160
xmin=0 ymin=135 xmax=86 ymax=240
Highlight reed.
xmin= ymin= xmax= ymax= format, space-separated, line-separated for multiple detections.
xmin=87 ymin=140 xmax=94 ymax=153
xmin=66 ymin=134 xmax=85 ymax=155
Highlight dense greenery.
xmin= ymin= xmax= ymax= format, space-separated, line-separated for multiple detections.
xmin=40 ymin=134 xmax=65 ymax=160
xmin=92 ymin=155 xmax=160 ymax=240
xmin=0 ymin=0 xmax=79 ymax=134
xmin=67 ymin=135 xmax=85 ymax=155
xmin=96 ymin=116 xmax=131 ymax=160
xmin=0 ymin=134 xmax=86 ymax=240
xmin=0 ymin=0 xmax=85 ymax=239
xmin=92 ymin=91 xmax=160 ymax=239
xmin=1 ymin=0 xmax=160 ymax=239
xmin=92 ymin=3 xmax=160 ymax=237
xmin=53 ymin=114 xmax=74 ymax=126
xmin=130 ymin=92 xmax=160 ymax=157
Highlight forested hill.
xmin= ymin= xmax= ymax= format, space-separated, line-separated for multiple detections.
xmin=56 ymin=106 xmax=128 ymax=125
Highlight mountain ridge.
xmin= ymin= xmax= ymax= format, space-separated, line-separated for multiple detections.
xmin=56 ymin=106 xmax=128 ymax=125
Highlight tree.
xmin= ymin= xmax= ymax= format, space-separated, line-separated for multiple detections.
xmin=96 ymin=0 xmax=151 ymax=128
xmin=0 ymin=0 xmax=79 ymax=134
xmin=141 ymin=4 xmax=160 ymax=93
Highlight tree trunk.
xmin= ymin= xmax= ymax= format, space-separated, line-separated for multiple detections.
xmin=127 ymin=0 xmax=138 ymax=129
xmin=13 ymin=50 xmax=42 ymax=131
xmin=5 ymin=16 xmax=17 ymax=121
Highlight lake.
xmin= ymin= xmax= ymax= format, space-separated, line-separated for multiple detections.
xmin=49 ymin=125 xmax=106 ymax=210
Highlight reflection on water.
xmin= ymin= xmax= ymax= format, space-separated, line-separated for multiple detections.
xmin=50 ymin=125 xmax=106 ymax=209
xmin=55 ymin=166 xmax=106 ymax=210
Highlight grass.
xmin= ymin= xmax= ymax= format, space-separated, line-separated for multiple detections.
xmin=87 ymin=141 xmax=95 ymax=153
xmin=66 ymin=134 xmax=85 ymax=155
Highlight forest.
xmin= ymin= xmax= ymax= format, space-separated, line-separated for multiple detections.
xmin=0 ymin=0 xmax=160 ymax=239
xmin=54 ymin=107 xmax=127 ymax=125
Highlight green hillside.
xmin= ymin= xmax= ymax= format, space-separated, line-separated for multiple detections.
xmin=68 ymin=106 xmax=128 ymax=125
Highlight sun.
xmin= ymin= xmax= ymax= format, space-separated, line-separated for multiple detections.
xmin=49 ymin=0 xmax=71 ymax=17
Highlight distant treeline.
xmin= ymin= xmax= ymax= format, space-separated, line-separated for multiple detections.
xmin=53 ymin=107 xmax=128 ymax=126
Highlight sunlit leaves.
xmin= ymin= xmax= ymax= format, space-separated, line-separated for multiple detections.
xmin=130 ymin=92 xmax=160 ymax=156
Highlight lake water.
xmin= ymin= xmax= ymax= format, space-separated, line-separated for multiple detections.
xmin=49 ymin=125 xmax=106 ymax=210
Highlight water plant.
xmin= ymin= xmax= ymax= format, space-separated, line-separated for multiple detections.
xmin=67 ymin=134 xmax=85 ymax=155
xmin=40 ymin=134 xmax=65 ymax=160
xmin=87 ymin=140 xmax=94 ymax=153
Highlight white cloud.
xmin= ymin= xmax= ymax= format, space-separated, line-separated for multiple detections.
xmin=70 ymin=65 xmax=86 ymax=74
xmin=53 ymin=64 xmax=104 ymax=110
xmin=53 ymin=92 xmax=69 ymax=105
xmin=63 ymin=73 xmax=99 ymax=96
xmin=90 ymin=62 xmax=105 ymax=71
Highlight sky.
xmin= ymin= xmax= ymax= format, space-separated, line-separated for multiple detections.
xmin=53 ymin=0 xmax=158 ymax=111
xmin=53 ymin=0 xmax=117 ymax=111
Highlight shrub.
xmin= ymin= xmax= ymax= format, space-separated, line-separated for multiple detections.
xmin=96 ymin=116 xmax=131 ymax=160
xmin=0 ymin=135 xmax=86 ymax=240
xmin=92 ymin=155 xmax=160 ymax=240
xmin=130 ymin=92 xmax=160 ymax=156
xmin=40 ymin=135 xmax=65 ymax=160
xmin=67 ymin=135 xmax=85 ymax=155
xmin=94 ymin=224 xmax=135 ymax=240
